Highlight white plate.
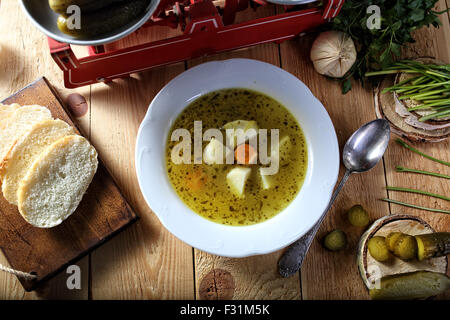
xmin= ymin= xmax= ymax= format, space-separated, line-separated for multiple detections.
xmin=135 ymin=59 xmax=339 ymax=257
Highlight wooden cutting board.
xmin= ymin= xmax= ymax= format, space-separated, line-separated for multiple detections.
xmin=0 ymin=77 xmax=139 ymax=291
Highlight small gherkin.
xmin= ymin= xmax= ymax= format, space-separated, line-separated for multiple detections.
xmin=323 ymin=229 xmax=347 ymax=251
xmin=347 ymin=205 xmax=370 ymax=227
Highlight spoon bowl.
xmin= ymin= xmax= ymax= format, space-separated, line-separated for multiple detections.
xmin=343 ymin=119 xmax=391 ymax=172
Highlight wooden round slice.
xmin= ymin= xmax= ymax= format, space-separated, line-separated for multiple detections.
xmin=357 ymin=214 xmax=448 ymax=289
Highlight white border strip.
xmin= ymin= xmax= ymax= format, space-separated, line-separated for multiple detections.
xmin=333 ymin=0 xmax=343 ymax=17
xmin=54 ymin=54 xmax=68 ymax=71
xmin=65 ymin=50 xmax=78 ymax=69
xmin=189 ymin=18 xmax=219 ymax=34
xmin=323 ymin=0 xmax=334 ymax=19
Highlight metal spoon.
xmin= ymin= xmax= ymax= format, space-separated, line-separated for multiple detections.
xmin=278 ymin=119 xmax=390 ymax=278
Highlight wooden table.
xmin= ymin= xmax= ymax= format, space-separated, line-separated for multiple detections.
xmin=0 ymin=0 xmax=449 ymax=300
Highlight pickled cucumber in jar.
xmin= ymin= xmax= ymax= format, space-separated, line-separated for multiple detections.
xmin=57 ymin=0 xmax=150 ymax=37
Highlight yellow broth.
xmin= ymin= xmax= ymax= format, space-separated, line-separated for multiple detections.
xmin=166 ymin=88 xmax=307 ymax=226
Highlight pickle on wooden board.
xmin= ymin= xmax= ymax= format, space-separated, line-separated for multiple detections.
xmin=323 ymin=229 xmax=347 ymax=251
xmin=347 ymin=205 xmax=370 ymax=227
xmin=393 ymin=234 xmax=417 ymax=261
xmin=57 ymin=0 xmax=150 ymax=37
xmin=368 ymin=236 xmax=391 ymax=262
xmin=49 ymin=0 xmax=126 ymax=14
xmin=415 ymin=232 xmax=450 ymax=261
xmin=369 ymin=271 xmax=450 ymax=300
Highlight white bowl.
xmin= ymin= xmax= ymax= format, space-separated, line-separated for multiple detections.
xmin=20 ymin=0 xmax=160 ymax=46
xmin=135 ymin=59 xmax=339 ymax=258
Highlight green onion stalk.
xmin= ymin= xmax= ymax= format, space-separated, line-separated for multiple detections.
xmin=366 ymin=60 xmax=450 ymax=122
xmin=396 ymin=139 xmax=450 ymax=166
xmin=381 ymin=198 xmax=450 ymax=214
xmin=386 ymin=186 xmax=450 ymax=201
xmin=396 ymin=166 xmax=450 ymax=179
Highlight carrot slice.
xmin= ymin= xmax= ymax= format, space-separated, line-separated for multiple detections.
xmin=235 ymin=144 xmax=257 ymax=165
xmin=185 ymin=168 xmax=207 ymax=191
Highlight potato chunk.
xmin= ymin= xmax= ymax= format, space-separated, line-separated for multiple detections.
xmin=223 ymin=120 xmax=258 ymax=147
xmin=203 ymin=138 xmax=231 ymax=164
xmin=226 ymin=167 xmax=251 ymax=198
xmin=259 ymin=167 xmax=273 ymax=190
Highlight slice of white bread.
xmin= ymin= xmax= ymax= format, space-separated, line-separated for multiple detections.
xmin=0 ymin=105 xmax=52 ymax=163
xmin=18 ymin=135 xmax=98 ymax=228
xmin=0 ymin=119 xmax=74 ymax=205
xmin=0 ymin=103 xmax=20 ymax=119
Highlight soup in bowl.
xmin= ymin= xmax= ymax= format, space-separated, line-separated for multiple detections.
xmin=136 ymin=59 xmax=339 ymax=257
xmin=166 ymin=88 xmax=308 ymax=226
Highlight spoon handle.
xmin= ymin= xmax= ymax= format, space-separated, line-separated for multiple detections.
xmin=278 ymin=170 xmax=352 ymax=278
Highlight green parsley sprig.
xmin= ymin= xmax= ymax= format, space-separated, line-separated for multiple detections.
xmin=330 ymin=0 xmax=447 ymax=93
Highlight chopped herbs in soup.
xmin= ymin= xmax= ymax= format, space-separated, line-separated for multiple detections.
xmin=166 ymin=88 xmax=307 ymax=226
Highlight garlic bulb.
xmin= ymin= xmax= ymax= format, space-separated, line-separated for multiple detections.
xmin=310 ymin=31 xmax=357 ymax=78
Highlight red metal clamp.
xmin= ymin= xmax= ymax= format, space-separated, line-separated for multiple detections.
xmin=48 ymin=0 xmax=343 ymax=88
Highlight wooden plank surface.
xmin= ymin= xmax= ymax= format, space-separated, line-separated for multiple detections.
xmin=382 ymin=2 xmax=450 ymax=299
xmin=88 ymin=64 xmax=196 ymax=300
xmin=89 ymin=30 xmax=195 ymax=299
xmin=280 ymin=37 xmax=390 ymax=299
xmin=187 ymin=6 xmax=302 ymax=301
xmin=0 ymin=78 xmax=138 ymax=292
xmin=0 ymin=0 xmax=448 ymax=299
xmin=0 ymin=0 xmax=91 ymax=300
xmin=280 ymin=1 xmax=449 ymax=299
